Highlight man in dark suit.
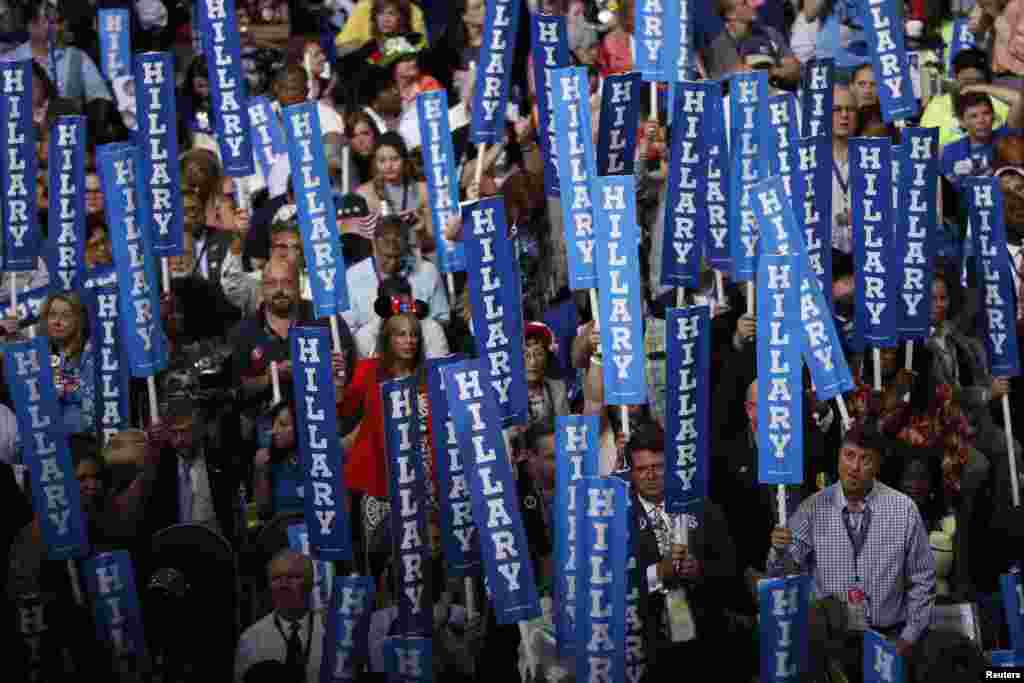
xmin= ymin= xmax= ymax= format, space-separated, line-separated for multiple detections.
xmin=140 ymin=396 xmax=241 ymax=547
xmin=625 ymin=424 xmax=737 ymax=681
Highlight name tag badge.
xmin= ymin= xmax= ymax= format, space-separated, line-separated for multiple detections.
xmin=846 ymin=580 xmax=869 ymax=631
xmin=666 ymin=587 xmax=697 ymax=643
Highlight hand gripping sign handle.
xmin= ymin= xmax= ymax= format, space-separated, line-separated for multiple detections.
xmin=747 ymin=282 xmax=755 ymax=317
xmin=1003 ymin=394 xmax=1020 ymax=507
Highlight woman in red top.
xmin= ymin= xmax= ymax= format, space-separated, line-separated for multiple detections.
xmin=339 ymin=294 xmax=427 ymax=500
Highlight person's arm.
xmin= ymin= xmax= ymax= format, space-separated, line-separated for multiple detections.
xmin=424 ymin=267 xmax=451 ymax=324
xmin=962 ymin=83 xmax=1023 ymax=109
xmin=899 ymin=507 xmax=937 ymax=646
xmin=77 ymin=48 xmax=114 ymax=103
xmin=108 ymin=434 xmax=163 ymax=531
xmin=766 ymin=500 xmax=814 ymax=576
xmin=220 ymin=243 xmax=262 ymax=316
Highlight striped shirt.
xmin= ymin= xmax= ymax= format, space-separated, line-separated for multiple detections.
xmin=767 ymin=481 xmax=936 ymax=644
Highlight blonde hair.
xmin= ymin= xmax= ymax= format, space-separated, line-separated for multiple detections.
xmin=40 ymin=292 xmax=89 ymax=359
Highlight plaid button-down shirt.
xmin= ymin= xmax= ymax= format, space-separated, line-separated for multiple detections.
xmin=767 ymin=481 xmax=936 ymax=644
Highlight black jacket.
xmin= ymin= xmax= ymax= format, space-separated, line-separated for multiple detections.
xmin=629 ymin=493 xmax=736 ymax=663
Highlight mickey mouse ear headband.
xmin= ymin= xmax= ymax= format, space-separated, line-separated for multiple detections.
xmin=374 ymin=294 xmax=428 ymax=320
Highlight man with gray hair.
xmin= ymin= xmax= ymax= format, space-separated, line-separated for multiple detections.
xmin=235 ymin=549 xmax=325 ymax=683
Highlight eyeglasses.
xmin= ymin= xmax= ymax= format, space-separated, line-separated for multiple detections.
xmin=833 ymin=105 xmax=857 ymax=114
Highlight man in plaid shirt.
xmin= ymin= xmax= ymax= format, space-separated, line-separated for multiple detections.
xmin=768 ymin=422 xmax=936 ymax=678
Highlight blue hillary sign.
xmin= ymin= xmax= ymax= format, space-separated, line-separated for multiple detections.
xmin=196 ymin=0 xmax=255 ymax=176
xmin=800 ymin=59 xmax=834 ymax=139
xmin=382 ymin=636 xmax=433 ymax=682
xmin=98 ymin=143 xmax=169 ymax=378
xmin=968 ymin=179 xmax=1022 ymax=377
xmin=863 ymin=630 xmax=904 ymax=683
xmin=766 ymin=93 xmax=800 ymax=199
xmin=574 ymin=476 xmax=628 ymax=683
xmin=443 ymin=359 xmax=541 ymax=625
xmin=530 ymin=13 xmax=570 ymax=197
xmin=664 ymin=307 xmax=710 ymax=514
xmin=425 ymin=355 xmax=480 ymax=576
xmin=84 ymin=551 xmax=147 ymax=664
xmin=248 ymin=96 xmax=286 ymax=178
xmin=752 ymin=176 xmax=855 ymax=402
xmin=595 ymin=175 xmax=647 ymax=405
xmin=47 ymin=115 xmax=87 ymax=291
xmin=98 ymin=10 xmax=131 ymax=80
xmin=665 ymin=0 xmax=695 ymax=81
xmin=135 ymin=52 xmax=186 ymax=257
xmin=86 ymin=287 xmax=132 ymax=446
xmin=895 ymin=128 xmax=938 ymax=341
xmin=597 ymin=72 xmax=641 ymax=176
xmin=947 ymin=18 xmax=977 ymax=72
xmin=706 ymin=85 xmax=731 ymax=270
xmin=464 ymin=197 xmax=529 ymax=426
xmin=635 ymin=0 xmax=668 ymax=81
xmin=3 ymin=337 xmax=89 ymax=560
xmin=756 ymin=251 xmax=804 ymax=486
xmin=553 ymin=66 xmax=599 ymax=290
xmin=862 ymin=0 xmax=918 ymax=122
xmin=661 ymin=81 xmax=710 ymax=289
xmin=759 ymin=574 xmax=811 ymax=683
xmin=793 ymin=137 xmax=833 ymax=304
xmin=554 ymin=414 xmax=600 ymax=657
xmin=470 ymin=0 xmax=521 ymax=144
xmin=382 ymin=376 xmax=433 ymax=636
xmin=283 ymin=102 xmax=350 ymax=318
xmin=418 ymin=90 xmax=466 ymax=273
xmin=1 ymin=61 xmax=39 ymax=272
xmin=729 ymin=70 xmax=770 ymax=282
xmin=851 ymin=137 xmax=898 ymax=351
xmin=321 ymin=575 xmax=375 ymax=682
xmin=1001 ymin=571 xmax=1024 ymax=652
xmin=291 ymin=326 xmax=352 ymax=560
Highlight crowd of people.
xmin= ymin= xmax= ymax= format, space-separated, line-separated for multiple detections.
xmin=0 ymin=0 xmax=1023 ymax=681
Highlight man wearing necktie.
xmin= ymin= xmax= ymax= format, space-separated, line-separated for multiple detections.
xmin=625 ymin=424 xmax=737 ymax=680
xmin=141 ymin=396 xmax=241 ymax=547
xmin=235 ymin=550 xmax=324 ymax=683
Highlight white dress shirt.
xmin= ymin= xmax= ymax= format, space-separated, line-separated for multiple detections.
xmin=235 ymin=610 xmax=324 ymax=683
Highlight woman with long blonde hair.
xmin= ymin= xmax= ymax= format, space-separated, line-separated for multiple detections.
xmin=39 ymin=292 xmax=96 ymax=435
